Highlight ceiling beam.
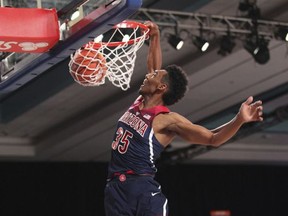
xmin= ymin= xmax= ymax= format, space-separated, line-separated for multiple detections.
xmin=133 ymin=8 xmax=288 ymax=40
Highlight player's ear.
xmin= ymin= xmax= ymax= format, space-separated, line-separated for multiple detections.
xmin=158 ymin=83 xmax=168 ymax=91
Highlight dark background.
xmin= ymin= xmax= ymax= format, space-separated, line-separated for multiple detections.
xmin=0 ymin=162 xmax=287 ymax=216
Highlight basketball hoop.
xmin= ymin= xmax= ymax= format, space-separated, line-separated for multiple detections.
xmin=69 ymin=20 xmax=149 ymax=90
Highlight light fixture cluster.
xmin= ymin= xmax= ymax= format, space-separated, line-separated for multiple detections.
xmin=133 ymin=7 xmax=288 ymax=64
xmin=238 ymin=0 xmax=288 ymax=64
xmin=167 ymin=23 xmax=288 ymax=64
xmin=166 ymin=27 xmax=282 ymax=64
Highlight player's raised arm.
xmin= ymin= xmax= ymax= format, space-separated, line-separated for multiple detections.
xmin=165 ymin=96 xmax=263 ymax=147
xmin=145 ymin=21 xmax=162 ymax=73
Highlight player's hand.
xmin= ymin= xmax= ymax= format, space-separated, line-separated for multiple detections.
xmin=238 ymin=96 xmax=263 ymax=123
xmin=144 ymin=21 xmax=160 ymax=37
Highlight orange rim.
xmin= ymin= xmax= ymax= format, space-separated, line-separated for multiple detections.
xmin=90 ymin=20 xmax=149 ymax=48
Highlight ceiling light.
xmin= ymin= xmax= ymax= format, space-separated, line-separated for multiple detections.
xmin=218 ymin=35 xmax=236 ymax=56
xmin=193 ymin=36 xmax=209 ymax=52
xmin=168 ymin=35 xmax=184 ymax=50
xmin=70 ymin=10 xmax=80 ymax=21
xmin=244 ymin=38 xmax=270 ymax=64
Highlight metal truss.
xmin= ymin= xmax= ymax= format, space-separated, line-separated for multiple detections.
xmin=133 ymin=8 xmax=288 ymax=40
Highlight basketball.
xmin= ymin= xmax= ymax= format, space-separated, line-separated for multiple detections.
xmin=69 ymin=48 xmax=107 ymax=86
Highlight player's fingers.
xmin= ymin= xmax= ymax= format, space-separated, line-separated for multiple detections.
xmin=258 ymin=110 xmax=263 ymax=117
xmin=251 ymin=106 xmax=262 ymax=118
xmin=250 ymin=100 xmax=262 ymax=108
xmin=144 ymin=20 xmax=151 ymax=25
xmin=258 ymin=105 xmax=263 ymax=113
xmin=144 ymin=21 xmax=153 ymax=28
xmin=243 ymin=96 xmax=253 ymax=105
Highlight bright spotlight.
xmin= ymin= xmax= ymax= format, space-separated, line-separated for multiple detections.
xmin=168 ymin=35 xmax=184 ymax=50
xmin=193 ymin=36 xmax=209 ymax=52
xmin=201 ymin=42 xmax=209 ymax=52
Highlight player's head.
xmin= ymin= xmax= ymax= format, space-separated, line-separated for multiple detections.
xmin=161 ymin=64 xmax=188 ymax=106
xmin=139 ymin=64 xmax=188 ymax=105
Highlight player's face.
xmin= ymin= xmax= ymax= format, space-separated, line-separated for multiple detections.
xmin=139 ymin=70 xmax=168 ymax=95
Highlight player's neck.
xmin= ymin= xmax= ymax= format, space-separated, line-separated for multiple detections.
xmin=141 ymin=95 xmax=164 ymax=109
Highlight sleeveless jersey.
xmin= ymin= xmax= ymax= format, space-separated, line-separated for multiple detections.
xmin=107 ymin=96 xmax=170 ymax=178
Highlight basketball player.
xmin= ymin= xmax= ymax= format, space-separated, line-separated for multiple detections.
xmin=104 ymin=21 xmax=263 ymax=216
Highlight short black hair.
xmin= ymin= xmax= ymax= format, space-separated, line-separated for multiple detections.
xmin=162 ymin=64 xmax=189 ymax=106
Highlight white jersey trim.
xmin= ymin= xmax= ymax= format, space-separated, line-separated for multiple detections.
xmin=163 ymin=198 xmax=168 ymax=216
xmin=148 ymin=128 xmax=155 ymax=168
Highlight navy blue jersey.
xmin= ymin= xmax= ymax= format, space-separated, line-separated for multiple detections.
xmin=107 ymin=96 xmax=170 ymax=178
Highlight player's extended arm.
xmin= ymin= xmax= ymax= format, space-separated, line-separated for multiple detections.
xmin=145 ymin=21 xmax=162 ymax=73
xmin=167 ymin=96 xmax=263 ymax=147
xmin=210 ymin=96 xmax=263 ymax=134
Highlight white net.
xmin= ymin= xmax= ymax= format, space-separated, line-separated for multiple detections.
xmin=68 ymin=21 xmax=149 ymax=91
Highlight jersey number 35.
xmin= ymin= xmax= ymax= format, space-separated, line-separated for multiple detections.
xmin=111 ymin=127 xmax=133 ymax=154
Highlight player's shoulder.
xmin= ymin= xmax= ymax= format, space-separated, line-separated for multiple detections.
xmin=155 ymin=111 xmax=184 ymax=123
xmin=153 ymin=112 xmax=188 ymax=136
xmin=161 ymin=111 xmax=182 ymax=117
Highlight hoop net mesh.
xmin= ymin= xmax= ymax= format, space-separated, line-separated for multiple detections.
xmin=68 ymin=21 xmax=149 ymax=91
